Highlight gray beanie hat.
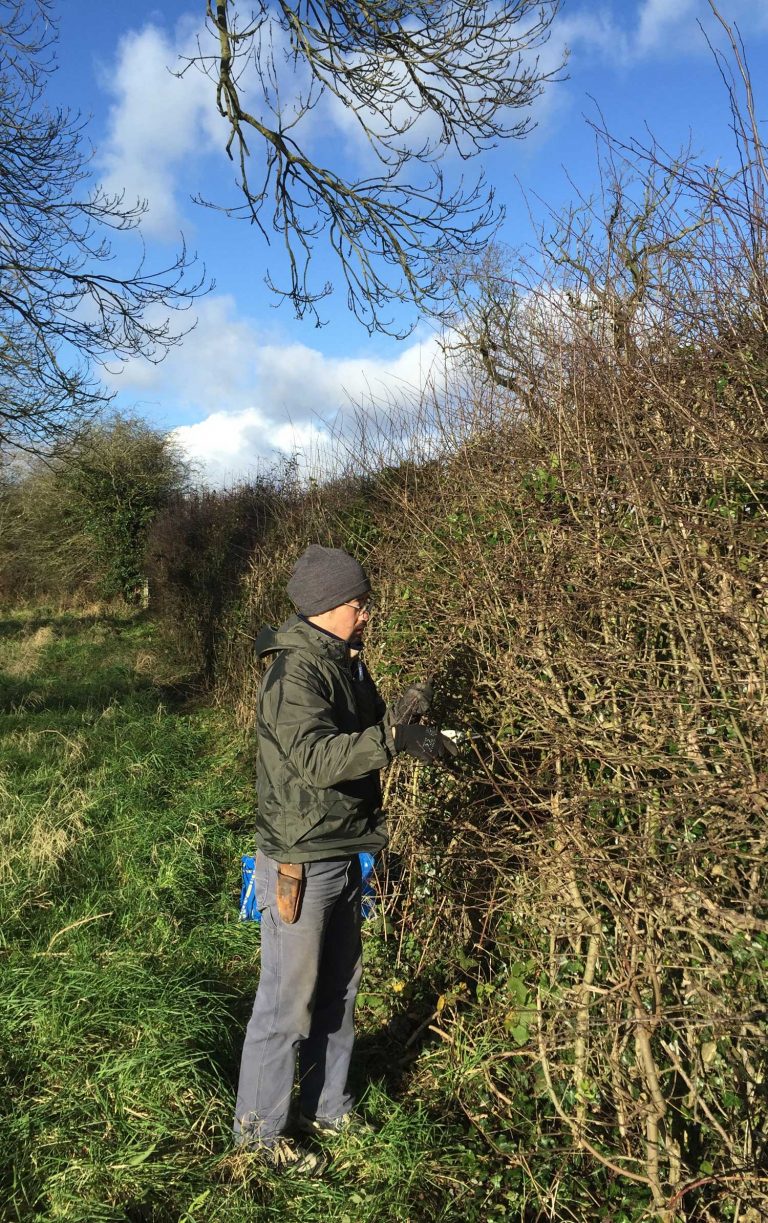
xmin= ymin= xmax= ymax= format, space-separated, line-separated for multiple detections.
xmin=287 ymin=545 xmax=370 ymax=616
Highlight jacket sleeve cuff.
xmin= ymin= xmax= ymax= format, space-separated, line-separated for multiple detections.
xmin=380 ymin=710 xmax=398 ymax=761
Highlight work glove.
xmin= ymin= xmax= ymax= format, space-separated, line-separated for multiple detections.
xmin=393 ymin=723 xmax=459 ymax=764
xmin=389 ymin=681 xmax=434 ymax=725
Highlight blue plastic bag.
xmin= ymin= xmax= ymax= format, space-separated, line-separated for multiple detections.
xmin=239 ymin=855 xmax=261 ymax=922
xmin=239 ymin=852 xmax=378 ymax=922
xmin=359 ymin=852 xmax=377 ymax=919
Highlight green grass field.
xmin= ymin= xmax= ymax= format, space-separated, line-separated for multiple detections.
xmin=0 ymin=610 xmax=510 ymax=1223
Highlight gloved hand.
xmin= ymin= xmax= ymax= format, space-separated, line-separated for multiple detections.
xmin=393 ymin=723 xmax=459 ymax=764
xmin=389 ymin=682 xmax=433 ymax=725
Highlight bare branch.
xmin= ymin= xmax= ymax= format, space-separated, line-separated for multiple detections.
xmin=185 ymin=0 xmax=563 ymax=333
xmin=0 ymin=0 xmax=208 ymax=454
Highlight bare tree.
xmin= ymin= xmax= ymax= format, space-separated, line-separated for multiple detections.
xmin=0 ymin=0 xmax=207 ymax=456
xmin=185 ymin=0 xmax=562 ymax=334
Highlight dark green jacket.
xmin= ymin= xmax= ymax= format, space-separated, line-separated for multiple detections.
xmin=253 ymin=615 xmax=394 ymax=861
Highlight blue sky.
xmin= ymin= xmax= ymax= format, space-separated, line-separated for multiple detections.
xmin=45 ymin=1 xmax=768 ymax=483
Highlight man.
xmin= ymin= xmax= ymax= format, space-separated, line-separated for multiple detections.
xmin=233 ymin=544 xmax=456 ymax=1172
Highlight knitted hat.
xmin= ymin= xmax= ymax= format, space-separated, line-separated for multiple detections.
xmin=287 ymin=545 xmax=370 ymax=616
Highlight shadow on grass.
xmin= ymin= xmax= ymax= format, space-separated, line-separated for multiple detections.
xmin=0 ymin=608 xmax=162 ymax=715
xmin=0 ymin=661 xmax=207 ymax=717
xmin=0 ymin=673 xmax=150 ymax=714
xmin=0 ymin=611 xmax=137 ymax=641
xmin=349 ymin=984 xmax=456 ymax=1105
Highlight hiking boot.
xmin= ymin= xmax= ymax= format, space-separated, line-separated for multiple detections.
xmin=297 ymin=1111 xmax=375 ymax=1139
xmin=237 ymin=1135 xmax=328 ymax=1176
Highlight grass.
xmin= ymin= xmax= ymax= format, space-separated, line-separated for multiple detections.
xmin=0 ymin=609 xmax=508 ymax=1223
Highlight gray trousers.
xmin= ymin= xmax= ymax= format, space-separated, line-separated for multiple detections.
xmin=233 ymin=851 xmax=363 ymax=1146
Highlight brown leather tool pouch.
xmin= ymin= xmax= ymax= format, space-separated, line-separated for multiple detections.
xmin=276 ymin=862 xmax=305 ymax=924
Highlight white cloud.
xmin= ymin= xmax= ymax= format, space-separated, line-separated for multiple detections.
xmin=104 ymin=295 xmax=445 ymax=484
xmin=97 ymin=11 xmax=334 ymax=239
xmin=98 ymin=18 xmax=224 ymax=239
xmin=104 ymin=295 xmax=262 ymax=406
xmin=316 ymin=57 xmax=448 ymax=168
xmin=318 ymin=11 xmax=568 ymax=167
xmin=552 ymin=0 xmax=767 ymax=66
xmin=556 ymin=10 xmax=628 ymax=63
xmin=171 ymin=408 xmax=330 ymax=486
xmin=636 ymin=0 xmax=697 ymax=56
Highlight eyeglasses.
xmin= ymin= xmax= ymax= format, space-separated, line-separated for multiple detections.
xmin=343 ymin=599 xmax=374 ymax=617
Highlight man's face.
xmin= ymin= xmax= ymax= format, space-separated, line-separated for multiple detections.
xmin=330 ymin=596 xmax=371 ymax=645
xmin=309 ymin=594 xmax=373 ymax=642
xmin=341 ymin=596 xmax=372 ymax=644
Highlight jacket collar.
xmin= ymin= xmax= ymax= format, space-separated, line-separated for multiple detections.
xmin=298 ymin=614 xmax=347 ymax=645
xmin=255 ymin=614 xmax=352 ymax=662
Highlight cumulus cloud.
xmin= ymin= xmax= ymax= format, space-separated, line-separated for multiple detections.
xmin=318 ymin=8 xmax=572 ymax=169
xmin=104 ymin=296 xmax=262 ymax=407
xmin=98 ymin=17 xmax=224 ymax=239
xmin=99 ymin=5 xmax=567 ymax=209
xmin=97 ymin=10 xmax=345 ymax=237
xmin=171 ymin=409 xmax=330 ymax=487
xmin=104 ymin=295 xmax=444 ymax=484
